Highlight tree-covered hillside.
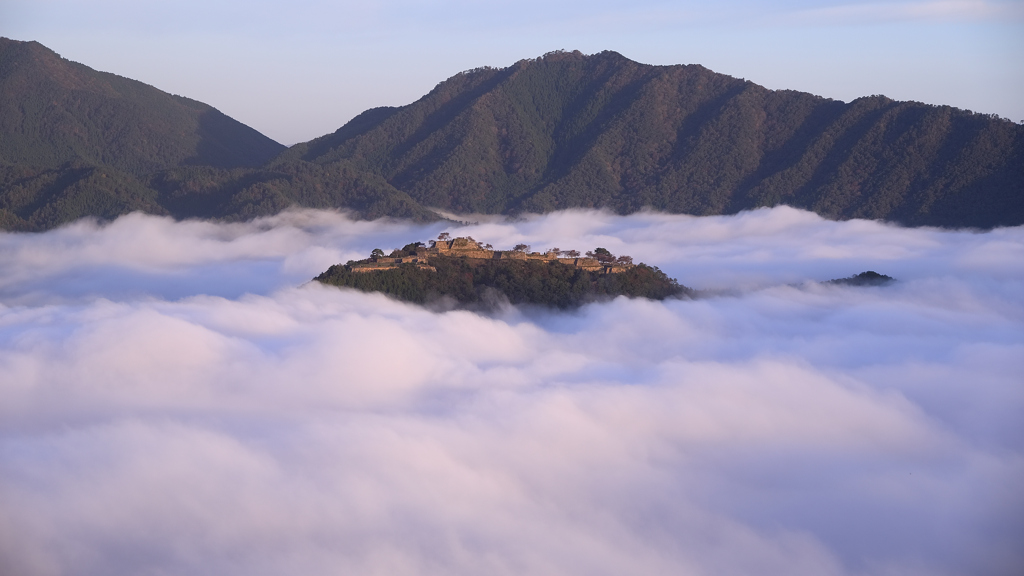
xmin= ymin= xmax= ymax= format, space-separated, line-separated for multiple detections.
xmin=0 ymin=38 xmax=285 ymax=230
xmin=268 ymin=50 xmax=1020 ymax=228
xmin=3 ymin=43 xmax=1021 ymax=230
xmin=316 ymin=244 xmax=688 ymax=308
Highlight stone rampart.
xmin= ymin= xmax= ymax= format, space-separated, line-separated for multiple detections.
xmin=352 ymin=237 xmax=633 ymax=274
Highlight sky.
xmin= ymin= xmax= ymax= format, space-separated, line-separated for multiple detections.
xmin=1 ymin=207 xmax=1022 ymax=575
xmin=3 ymin=0 xmax=1022 ymax=144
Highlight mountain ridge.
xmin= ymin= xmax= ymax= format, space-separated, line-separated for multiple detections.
xmin=208 ymin=48 xmax=1021 ymax=227
xmin=0 ymin=37 xmax=285 ymax=230
xmin=2 ymin=42 xmax=1021 ymax=230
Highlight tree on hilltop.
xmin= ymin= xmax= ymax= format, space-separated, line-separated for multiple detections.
xmin=587 ymin=248 xmax=614 ymax=263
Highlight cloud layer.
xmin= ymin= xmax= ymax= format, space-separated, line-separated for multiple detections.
xmin=1 ymin=208 xmax=1022 ymax=575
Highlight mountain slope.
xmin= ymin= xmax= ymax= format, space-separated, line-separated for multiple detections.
xmin=251 ymin=49 xmax=1020 ymax=228
xmin=2 ymin=44 xmax=1021 ymax=230
xmin=0 ymin=37 xmax=286 ymax=230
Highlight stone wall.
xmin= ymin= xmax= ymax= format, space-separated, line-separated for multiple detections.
xmin=353 ymin=237 xmax=634 ymax=274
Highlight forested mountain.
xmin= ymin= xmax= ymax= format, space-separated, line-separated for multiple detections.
xmin=2 ymin=43 xmax=1021 ymax=230
xmin=0 ymin=38 xmax=285 ymax=230
xmin=256 ymin=50 xmax=1019 ymax=228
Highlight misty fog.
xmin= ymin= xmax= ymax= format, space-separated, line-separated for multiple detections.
xmin=1 ymin=207 xmax=1021 ymax=576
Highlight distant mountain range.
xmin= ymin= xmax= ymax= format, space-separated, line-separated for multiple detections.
xmin=2 ymin=39 xmax=1021 ymax=230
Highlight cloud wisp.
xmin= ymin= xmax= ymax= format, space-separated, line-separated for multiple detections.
xmin=1 ymin=208 xmax=1022 ymax=575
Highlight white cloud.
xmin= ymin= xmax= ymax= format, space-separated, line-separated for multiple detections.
xmin=0 ymin=208 xmax=1022 ymax=575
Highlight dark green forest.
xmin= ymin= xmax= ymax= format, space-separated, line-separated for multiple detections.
xmin=315 ymin=249 xmax=688 ymax=309
xmin=0 ymin=38 xmax=285 ymax=230
xmin=3 ymin=40 xmax=1021 ymax=230
xmin=280 ymin=50 xmax=1022 ymax=228
xmin=826 ymin=271 xmax=895 ymax=286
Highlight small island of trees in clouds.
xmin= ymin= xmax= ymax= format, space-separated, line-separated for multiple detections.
xmin=315 ymin=233 xmax=690 ymax=308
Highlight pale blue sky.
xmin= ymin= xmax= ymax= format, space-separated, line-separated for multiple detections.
xmin=4 ymin=0 xmax=1022 ymax=144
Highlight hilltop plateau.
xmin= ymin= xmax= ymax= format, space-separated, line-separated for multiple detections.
xmin=315 ymin=235 xmax=688 ymax=308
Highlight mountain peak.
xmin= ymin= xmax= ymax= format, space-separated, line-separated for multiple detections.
xmin=282 ymin=49 xmax=1022 ymax=227
xmin=0 ymin=38 xmax=285 ymax=230
xmin=0 ymin=38 xmax=284 ymax=174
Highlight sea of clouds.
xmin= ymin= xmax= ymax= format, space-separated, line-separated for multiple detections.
xmin=0 ymin=207 xmax=1021 ymax=576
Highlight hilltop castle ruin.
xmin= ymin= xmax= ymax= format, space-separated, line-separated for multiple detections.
xmin=350 ymin=236 xmax=634 ymax=274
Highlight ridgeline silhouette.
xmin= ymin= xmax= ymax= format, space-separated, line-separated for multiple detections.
xmin=3 ymin=42 xmax=1021 ymax=230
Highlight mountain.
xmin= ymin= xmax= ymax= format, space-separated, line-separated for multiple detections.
xmin=243 ymin=49 xmax=1018 ymax=228
xmin=0 ymin=37 xmax=285 ymax=230
xmin=3 ymin=44 xmax=1022 ymax=230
